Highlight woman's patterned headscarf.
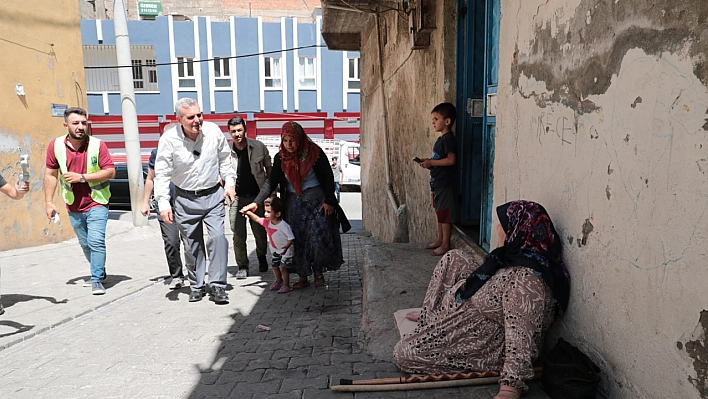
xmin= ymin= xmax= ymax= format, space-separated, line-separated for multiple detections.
xmin=279 ymin=121 xmax=321 ymax=195
xmin=456 ymin=200 xmax=571 ymax=313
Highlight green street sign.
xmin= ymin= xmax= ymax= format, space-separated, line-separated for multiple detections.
xmin=138 ymin=1 xmax=162 ymax=16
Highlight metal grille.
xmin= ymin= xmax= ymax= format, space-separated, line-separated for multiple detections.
xmin=83 ymin=45 xmax=158 ymax=92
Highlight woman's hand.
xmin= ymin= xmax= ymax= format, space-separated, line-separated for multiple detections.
xmin=321 ymin=202 xmax=334 ymax=217
xmin=240 ymin=202 xmax=257 ymax=215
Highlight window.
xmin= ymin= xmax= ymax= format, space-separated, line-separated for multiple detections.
xmin=177 ymin=57 xmax=195 ymax=88
xmin=132 ymin=60 xmax=144 ymax=89
xmin=347 ymin=57 xmax=360 ymax=91
xmin=213 ymin=57 xmax=231 ymax=88
xmin=347 ymin=146 xmax=360 ymax=165
xmin=264 ymin=56 xmax=282 ymax=88
xmin=146 ymin=59 xmax=157 ymax=85
xmin=298 ymin=56 xmax=316 ymax=88
xmin=83 ymin=44 xmax=158 ymax=92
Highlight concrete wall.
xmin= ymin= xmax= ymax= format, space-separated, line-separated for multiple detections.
xmin=0 ymin=1 xmax=86 ymax=249
xmin=356 ymin=0 xmax=708 ymax=397
xmin=498 ymin=1 xmax=708 ymax=397
xmin=358 ymin=1 xmax=458 ymax=243
xmin=79 ymin=0 xmax=321 ymax=22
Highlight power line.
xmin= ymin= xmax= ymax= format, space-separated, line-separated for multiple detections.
xmin=84 ymin=44 xmax=327 ymax=69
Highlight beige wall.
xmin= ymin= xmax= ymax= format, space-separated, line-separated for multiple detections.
xmin=357 ymin=0 xmax=708 ymax=397
xmin=80 ymin=0 xmax=321 ymax=22
xmin=498 ymin=0 xmax=708 ymax=397
xmin=0 ymin=1 xmax=86 ymax=249
xmin=359 ymin=1 xmax=458 ymax=243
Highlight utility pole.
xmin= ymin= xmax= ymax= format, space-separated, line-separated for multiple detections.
xmin=114 ymin=0 xmax=147 ymax=227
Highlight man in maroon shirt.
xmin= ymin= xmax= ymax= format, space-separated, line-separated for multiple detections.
xmin=44 ymin=107 xmax=115 ymax=295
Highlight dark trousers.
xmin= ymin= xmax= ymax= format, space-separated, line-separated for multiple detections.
xmin=157 ymin=211 xmax=193 ymax=278
xmin=228 ymin=194 xmax=268 ymax=269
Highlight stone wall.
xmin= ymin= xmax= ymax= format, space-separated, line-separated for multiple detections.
xmin=498 ymin=0 xmax=708 ymax=397
xmin=0 ymin=1 xmax=86 ymax=249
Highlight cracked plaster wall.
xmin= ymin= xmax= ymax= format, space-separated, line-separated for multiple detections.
xmin=0 ymin=1 xmax=86 ymax=249
xmin=358 ymin=1 xmax=458 ymax=243
xmin=498 ymin=0 xmax=708 ymax=397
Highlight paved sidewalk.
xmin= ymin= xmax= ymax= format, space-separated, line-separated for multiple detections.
xmin=0 ymin=192 xmax=549 ymax=399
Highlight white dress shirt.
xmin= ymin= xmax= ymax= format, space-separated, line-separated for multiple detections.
xmin=154 ymin=121 xmax=236 ymax=212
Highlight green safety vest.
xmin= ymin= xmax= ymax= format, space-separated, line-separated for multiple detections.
xmin=53 ymin=136 xmax=111 ymax=205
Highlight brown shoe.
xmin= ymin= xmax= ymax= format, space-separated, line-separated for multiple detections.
xmin=314 ymin=273 xmax=325 ymax=287
xmin=292 ymin=278 xmax=310 ymax=289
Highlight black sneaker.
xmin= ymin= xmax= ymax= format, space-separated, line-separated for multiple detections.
xmin=258 ymin=257 xmax=269 ymax=272
xmin=189 ymin=289 xmax=204 ymax=302
xmin=210 ymin=286 xmax=229 ymax=304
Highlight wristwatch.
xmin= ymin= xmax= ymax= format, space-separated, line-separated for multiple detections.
xmin=79 ymin=174 xmax=86 ymax=183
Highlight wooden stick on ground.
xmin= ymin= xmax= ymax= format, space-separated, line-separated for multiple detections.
xmin=332 ymin=376 xmax=503 ymax=392
xmin=339 ymin=369 xmax=503 ymax=386
xmin=331 ymin=368 xmax=542 ymax=392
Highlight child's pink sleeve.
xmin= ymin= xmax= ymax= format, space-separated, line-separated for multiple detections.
xmin=258 ymin=218 xmax=268 ymax=228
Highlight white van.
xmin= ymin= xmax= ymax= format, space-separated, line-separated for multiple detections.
xmin=256 ymin=136 xmax=361 ymax=187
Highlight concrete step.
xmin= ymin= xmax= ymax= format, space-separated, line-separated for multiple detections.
xmin=358 ymin=240 xmax=551 ymax=398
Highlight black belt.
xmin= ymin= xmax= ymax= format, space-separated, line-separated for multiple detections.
xmin=175 ymin=184 xmax=221 ymax=197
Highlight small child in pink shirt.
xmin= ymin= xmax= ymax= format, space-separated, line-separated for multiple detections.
xmin=244 ymin=197 xmax=294 ymax=293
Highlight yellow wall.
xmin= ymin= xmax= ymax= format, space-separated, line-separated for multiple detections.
xmin=0 ymin=1 xmax=86 ymax=249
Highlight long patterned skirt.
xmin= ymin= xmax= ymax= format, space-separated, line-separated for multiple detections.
xmin=393 ymin=249 xmax=555 ymax=391
xmin=285 ymin=186 xmax=343 ymax=277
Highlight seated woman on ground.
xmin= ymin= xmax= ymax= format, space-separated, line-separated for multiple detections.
xmin=394 ymin=200 xmax=570 ymax=399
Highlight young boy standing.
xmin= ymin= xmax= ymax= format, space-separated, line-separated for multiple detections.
xmin=418 ymin=102 xmax=457 ymax=256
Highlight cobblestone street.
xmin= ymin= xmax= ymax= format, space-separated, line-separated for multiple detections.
xmin=0 ymin=192 xmax=547 ymax=398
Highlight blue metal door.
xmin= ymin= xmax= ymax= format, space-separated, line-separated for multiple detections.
xmin=456 ymin=0 xmax=499 ymax=250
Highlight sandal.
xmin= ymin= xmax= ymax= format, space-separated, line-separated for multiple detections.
xmin=314 ymin=273 xmax=325 ymax=287
xmin=278 ymin=285 xmax=293 ymax=294
xmin=269 ymin=281 xmax=283 ymax=291
xmin=292 ymin=278 xmax=310 ymax=289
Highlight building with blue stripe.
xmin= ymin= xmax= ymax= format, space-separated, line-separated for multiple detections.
xmin=80 ymin=16 xmax=360 ymax=116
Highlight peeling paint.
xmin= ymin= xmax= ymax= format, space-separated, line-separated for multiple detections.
xmin=607 ymin=163 xmax=614 ymax=175
xmin=679 ymin=310 xmax=708 ymax=397
xmin=605 ymin=185 xmax=611 ymax=200
xmin=631 ymin=96 xmax=643 ymax=108
xmin=511 ymin=0 xmax=707 ymax=114
xmin=579 ymin=218 xmax=594 ymax=246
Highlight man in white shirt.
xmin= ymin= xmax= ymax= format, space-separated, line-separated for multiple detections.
xmin=154 ymin=98 xmax=237 ymax=304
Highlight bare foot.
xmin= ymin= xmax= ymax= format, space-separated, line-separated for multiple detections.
xmin=494 ymin=385 xmax=521 ymax=399
xmin=430 ymin=245 xmax=450 ymax=256
xmin=425 ymin=240 xmax=442 ymax=250
xmin=405 ymin=311 xmax=420 ymax=322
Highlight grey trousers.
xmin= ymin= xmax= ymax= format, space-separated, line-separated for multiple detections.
xmin=174 ymin=185 xmax=229 ymax=291
xmin=228 ymin=194 xmax=268 ymax=269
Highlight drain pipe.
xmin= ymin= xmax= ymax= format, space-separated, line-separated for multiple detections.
xmin=375 ymin=10 xmax=408 ymax=243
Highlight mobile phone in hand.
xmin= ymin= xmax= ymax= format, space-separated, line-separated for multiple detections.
xmin=413 ymin=157 xmax=422 ymax=163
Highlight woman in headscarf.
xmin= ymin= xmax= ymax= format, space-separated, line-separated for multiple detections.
xmin=241 ymin=122 xmax=349 ymax=288
xmin=393 ymin=200 xmax=570 ymax=399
